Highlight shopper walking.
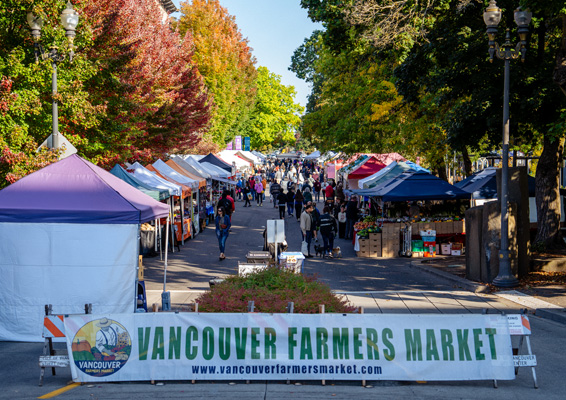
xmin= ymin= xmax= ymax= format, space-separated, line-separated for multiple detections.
xmin=313 ymin=179 xmax=321 ymax=202
xmin=319 ymin=206 xmax=338 ymax=257
xmin=243 ymin=183 xmax=252 ymax=207
xmin=286 ymin=188 xmax=295 ymax=218
xmin=270 ymin=179 xmax=281 ymax=208
xmin=215 ymin=206 xmax=231 ymax=260
xmin=277 ymin=191 xmax=287 ymax=219
xmin=294 ymin=189 xmax=304 ymax=221
xmin=300 ymin=202 xmax=315 ymax=258
xmin=255 ymin=179 xmax=264 ymax=206
xmin=337 ymin=205 xmax=347 ymax=238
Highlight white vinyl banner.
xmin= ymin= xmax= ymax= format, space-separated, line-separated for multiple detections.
xmin=65 ymin=313 xmax=514 ymax=382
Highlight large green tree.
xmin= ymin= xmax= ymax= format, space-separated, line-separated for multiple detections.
xmin=242 ymin=66 xmax=303 ymax=151
xmin=297 ymin=0 xmax=566 ymax=248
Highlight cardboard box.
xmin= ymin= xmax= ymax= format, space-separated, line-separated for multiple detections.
xmin=441 ymin=243 xmax=451 ymax=255
xmin=450 ymin=242 xmax=463 ymax=256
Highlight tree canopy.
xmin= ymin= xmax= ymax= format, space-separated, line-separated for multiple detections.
xmin=242 ymin=66 xmax=303 ymax=151
xmin=177 ymin=0 xmax=257 ymax=147
xmin=0 ymin=0 xmax=211 ymax=185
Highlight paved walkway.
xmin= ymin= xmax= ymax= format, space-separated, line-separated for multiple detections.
xmin=143 ymin=192 xmax=560 ymax=319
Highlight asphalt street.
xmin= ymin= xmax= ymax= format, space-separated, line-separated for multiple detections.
xmin=2 ymin=192 xmax=566 ymax=399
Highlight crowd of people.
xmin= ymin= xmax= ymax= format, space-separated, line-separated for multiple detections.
xmin=214 ymin=158 xmax=362 ymax=260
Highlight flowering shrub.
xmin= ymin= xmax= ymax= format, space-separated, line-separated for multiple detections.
xmin=196 ymin=267 xmax=356 ymax=314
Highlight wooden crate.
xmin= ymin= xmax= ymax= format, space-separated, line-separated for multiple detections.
xmin=370 ymin=236 xmax=382 ymax=258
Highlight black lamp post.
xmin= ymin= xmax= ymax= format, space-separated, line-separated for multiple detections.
xmin=483 ymin=0 xmax=531 ymax=287
xmin=27 ymin=1 xmax=79 ymax=151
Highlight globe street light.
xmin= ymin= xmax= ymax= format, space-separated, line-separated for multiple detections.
xmin=27 ymin=1 xmax=79 ymax=151
xmin=483 ymin=0 xmax=531 ymax=287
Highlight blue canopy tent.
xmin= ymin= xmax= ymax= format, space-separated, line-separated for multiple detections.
xmin=110 ymin=164 xmax=170 ymax=201
xmin=351 ymin=171 xmax=470 ymax=202
xmin=199 ymin=153 xmax=233 ymax=174
xmin=358 ymin=161 xmax=430 ymax=189
xmin=454 ymin=167 xmax=536 ymax=199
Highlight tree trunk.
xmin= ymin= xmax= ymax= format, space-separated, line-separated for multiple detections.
xmin=534 ymin=135 xmax=565 ymax=249
xmin=461 ymin=146 xmax=472 ymax=176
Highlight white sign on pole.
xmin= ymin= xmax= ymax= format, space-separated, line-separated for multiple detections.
xmin=65 ymin=313 xmax=514 ymax=383
xmin=266 ymin=219 xmax=285 ymax=244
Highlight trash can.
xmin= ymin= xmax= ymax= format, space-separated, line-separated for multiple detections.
xmin=278 ymin=252 xmax=305 ymax=274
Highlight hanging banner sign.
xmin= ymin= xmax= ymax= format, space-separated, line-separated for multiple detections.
xmin=226 ymin=142 xmax=233 ymax=150
xmin=244 ymin=136 xmax=250 ymax=151
xmin=65 ymin=313 xmax=514 ymax=383
xmin=235 ymin=136 xmax=242 ymax=151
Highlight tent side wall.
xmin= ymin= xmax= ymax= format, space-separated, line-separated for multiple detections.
xmin=0 ymin=223 xmax=138 ymax=342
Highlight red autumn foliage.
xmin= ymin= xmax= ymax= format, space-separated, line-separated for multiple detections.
xmin=80 ymin=0 xmax=212 ymax=166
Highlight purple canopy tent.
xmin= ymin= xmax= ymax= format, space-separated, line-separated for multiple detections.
xmin=0 ymin=154 xmax=169 ymax=224
xmin=0 ymin=155 xmax=170 ymax=341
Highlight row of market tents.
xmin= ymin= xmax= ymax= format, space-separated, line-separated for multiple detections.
xmin=0 ymin=150 xmax=269 ymax=342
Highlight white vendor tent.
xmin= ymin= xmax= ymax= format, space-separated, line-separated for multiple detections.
xmin=0 ymin=155 xmax=169 ymax=342
xmin=217 ymin=150 xmax=253 ymax=171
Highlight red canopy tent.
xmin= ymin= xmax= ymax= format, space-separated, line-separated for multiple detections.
xmin=346 ymin=157 xmax=387 ymax=189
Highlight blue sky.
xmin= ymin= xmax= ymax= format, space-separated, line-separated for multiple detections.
xmin=170 ymin=1 xmax=321 ymax=110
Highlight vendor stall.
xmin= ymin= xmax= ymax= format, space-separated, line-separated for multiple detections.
xmin=0 ymin=155 xmax=169 ymax=341
xmin=351 ymin=171 xmax=470 ymax=259
xmin=146 ymin=163 xmax=193 ymax=244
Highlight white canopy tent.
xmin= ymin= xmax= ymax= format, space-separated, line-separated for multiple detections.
xmin=200 ymin=162 xmax=233 ymax=179
xmin=217 ymin=150 xmax=253 ymax=171
xmin=304 ymin=150 xmax=321 ymax=160
xmin=129 ymin=162 xmax=182 ymax=196
xmin=152 ymin=159 xmax=199 ymax=189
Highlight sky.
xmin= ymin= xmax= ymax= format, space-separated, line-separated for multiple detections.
xmin=170 ymin=0 xmax=322 ymax=110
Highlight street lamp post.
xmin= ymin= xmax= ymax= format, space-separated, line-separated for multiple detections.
xmin=27 ymin=1 xmax=79 ymax=151
xmin=483 ymin=0 xmax=531 ymax=287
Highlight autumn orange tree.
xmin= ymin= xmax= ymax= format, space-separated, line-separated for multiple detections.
xmin=177 ymin=0 xmax=257 ymax=147
xmin=78 ymin=0 xmax=212 ymax=166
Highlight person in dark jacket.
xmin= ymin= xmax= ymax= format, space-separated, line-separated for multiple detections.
xmin=313 ymin=179 xmax=322 ymax=202
xmin=270 ymin=179 xmax=281 ymax=208
xmin=345 ymin=196 xmax=358 ymax=240
xmin=243 ymin=183 xmax=252 ymax=207
xmin=217 ymin=190 xmax=233 ymax=219
xmin=277 ymin=191 xmax=287 ymax=219
xmin=319 ymin=206 xmax=338 ymax=257
xmin=286 ymin=188 xmax=295 ymax=217
xmin=294 ymin=189 xmax=304 ymax=221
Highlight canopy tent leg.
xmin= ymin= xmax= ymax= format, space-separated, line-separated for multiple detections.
xmin=162 ymin=214 xmax=171 ymax=311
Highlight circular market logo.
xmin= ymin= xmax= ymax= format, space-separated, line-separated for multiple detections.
xmin=71 ymin=318 xmax=131 ymax=377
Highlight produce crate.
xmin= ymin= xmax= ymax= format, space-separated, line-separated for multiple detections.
xmin=423 ymin=241 xmax=436 ymax=257
xmin=411 ymin=240 xmax=424 ymax=252
xmin=369 ymin=236 xmax=382 ymax=258
xmin=357 ymin=250 xmax=371 ymax=258
xmin=369 ymin=232 xmax=381 ymax=240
